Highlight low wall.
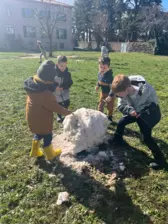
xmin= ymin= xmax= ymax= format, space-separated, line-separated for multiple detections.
xmin=78 ymin=41 xmax=155 ymax=54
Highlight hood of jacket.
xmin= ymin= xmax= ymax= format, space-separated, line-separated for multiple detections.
xmin=24 ymin=77 xmax=58 ymax=94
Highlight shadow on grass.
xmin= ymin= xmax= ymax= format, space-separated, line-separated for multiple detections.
xmin=36 ymin=142 xmax=153 ymax=224
xmin=54 ymin=163 xmax=151 ymax=224
xmin=108 ymin=122 xmax=168 ymax=160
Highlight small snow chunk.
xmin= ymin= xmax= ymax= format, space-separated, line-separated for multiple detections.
xmin=119 ymin=162 xmax=126 ymax=171
xmin=56 ymin=192 xmax=69 ymax=205
xmin=48 ymin=173 xmax=56 ymax=178
xmin=149 ymin=162 xmax=159 ymax=168
xmin=98 ymin=151 xmax=108 ymax=160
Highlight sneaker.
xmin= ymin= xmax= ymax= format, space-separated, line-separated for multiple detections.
xmin=149 ymin=162 xmax=159 ymax=169
xmin=76 ymin=150 xmax=90 ymax=158
xmin=108 ymin=116 xmax=113 ymax=123
xmin=149 ymin=160 xmax=168 ymax=170
xmin=108 ymin=135 xmax=124 ymax=145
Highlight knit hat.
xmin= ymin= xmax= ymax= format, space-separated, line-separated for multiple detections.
xmin=37 ymin=60 xmax=56 ymax=83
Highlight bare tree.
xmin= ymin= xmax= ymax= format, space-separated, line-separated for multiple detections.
xmin=36 ymin=2 xmax=62 ymax=57
xmin=92 ymin=11 xmax=110 ymax=49
xmin=141 ymin=6 xmax=168 ymax=51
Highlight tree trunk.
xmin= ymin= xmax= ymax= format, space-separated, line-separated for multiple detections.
xmin=88 ymin=29 xmax=92 ymax=42
xmin=154 ymin=29 xmax=159 ymax=48
xmin=130 ymin=30 xmax=138 ymax=41
xmin=96 ymin=38 xmax=101 ymax=49
xmin=94 ymin=34 xmax=101 ymax=49
xmin=49 ymin=36 xmax=53 ymax=57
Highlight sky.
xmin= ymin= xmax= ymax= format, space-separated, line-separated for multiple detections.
xmin=59 ymin=0 xmax=74 ymax=6
xmin=162 ymin=0 xmax=168 ymax=10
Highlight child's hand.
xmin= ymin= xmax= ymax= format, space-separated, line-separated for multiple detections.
xmin=105 ymin=96 xmax=112 ymax=103
xmin=95 ymin=86 xmax=99 ymax=92
xmin=56 ymin=86 xmax=63 ymax=91
xmin=67 ymin=111 xmax=75 ymax=116
xmin=130 ymin=111 xmax=137 ymax=117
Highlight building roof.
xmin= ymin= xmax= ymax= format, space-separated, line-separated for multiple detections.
xmin=10 ymin=0 xmax=73 ymax=8
xmin=35 ymin=0 xmax=72 ymax=7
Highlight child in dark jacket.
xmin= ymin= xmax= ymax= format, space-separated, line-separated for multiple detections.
xmin=24 ymin=60 xmax=71 ymax=161
xmin=54 ymin=55 xmax=73 ymax=123
xmin=95 ymin=57 xmax=115 ymax=122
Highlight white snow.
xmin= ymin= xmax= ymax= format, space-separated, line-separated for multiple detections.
xmin=62 ymin=108 xmax=109 ymax=154
xmin=56 ymin=192 xmax=69 ymax=205
xmin=52 ymin=108 xmax=123 ymax=173
xmin=119 ymin=162 xmax=126 ymax=171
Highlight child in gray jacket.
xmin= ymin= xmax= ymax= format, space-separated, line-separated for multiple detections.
xmin=37 ymin=40 xmax=48 ymax=63
xmin=107 ymin=74 xmax=167 ymax=169
xmin=54 ymin=56 xmax=73 ymax=122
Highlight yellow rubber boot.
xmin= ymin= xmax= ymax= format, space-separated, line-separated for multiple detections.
xmin=30 ymin=140 xmax=44 ymax=157
xmin=43 ymin=144 xmax=62 ymax=161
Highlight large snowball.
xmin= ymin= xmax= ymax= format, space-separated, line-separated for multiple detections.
xmin=62 ymin=108 xmax=109 ymax=154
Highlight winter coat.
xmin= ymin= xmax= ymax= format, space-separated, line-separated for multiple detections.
xmin=38 ymin=43 xmax=46 ymax=53
xmin=101 ymin=46 xmax=109 ymax=57
xmin=54 ymin=65 xmax=73 ymax=103
xmin=118 ymin=76 xmax=161 ymax=128
xmin=97 ymin=69 xmax=113 ymax=94
xmin=24 ymin=77 xmax=70 ymax=134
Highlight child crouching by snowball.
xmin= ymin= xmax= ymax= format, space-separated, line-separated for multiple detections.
xmin=106 ymin=74 xmax=167 ymax=170
xmin=24 ymin=60 xmax=71 ymax=161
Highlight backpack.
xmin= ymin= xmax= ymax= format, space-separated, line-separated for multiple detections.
xmin=129 ymin=76 xmax=161 ymax=128
xmin=129 ymin=75 xmax=146 ymax=86
xmin=109 ymin=75 xmax=146 ymax=97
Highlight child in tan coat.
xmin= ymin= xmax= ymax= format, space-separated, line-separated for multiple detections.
xmin=24 ymin=60 xmax=71 ymax=161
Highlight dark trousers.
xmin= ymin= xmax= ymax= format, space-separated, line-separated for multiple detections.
xmin=57 ymin=99 xmax=70 ymax=119
xmin=115 ymin=115 xmax=165 ymax=163
xmin=34 ymin=133 xmax=52 ymax=148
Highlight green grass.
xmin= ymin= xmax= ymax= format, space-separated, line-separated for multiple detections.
xmin=0 ymin=52 xmax=168 ymax=224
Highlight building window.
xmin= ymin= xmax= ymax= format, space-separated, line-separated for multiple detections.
xmin=6 ymin=8 xmax=11 ymax=16
xmin=6 ymin=26 xmax=15 ymax=34
xmin=40 ymin=29 xmax=47 ymax=38
xmin=39 ymin=10 xmax=49 ymax=19
xmin=57 ymin=13 xmax=66 ymax=22
xmin=57 ymin=29 xmax=67 ymax=39
xmin=6 ymin=25 xmax=15 ymax=40
xmin=60 ymin=43 xmax=64 ymax=49
xmin=23 ymin=26 xmax=36 ymax=37
xmin=22 ymin=8 xmax=34 ymax=18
